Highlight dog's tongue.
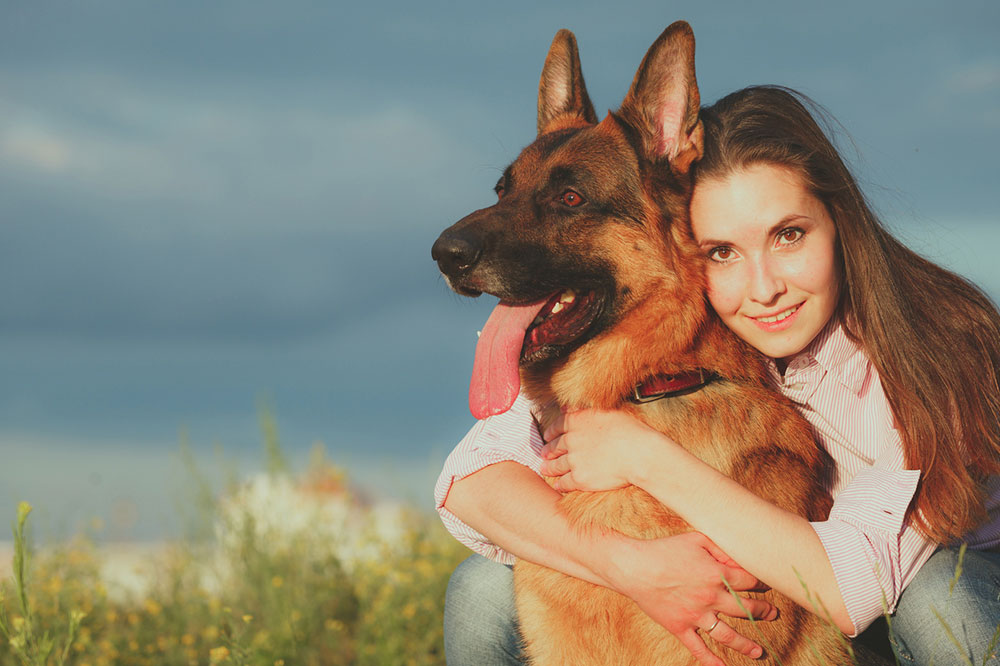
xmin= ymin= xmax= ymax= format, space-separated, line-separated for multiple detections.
xmin=470 ymin=298 xmax=550 ymax=419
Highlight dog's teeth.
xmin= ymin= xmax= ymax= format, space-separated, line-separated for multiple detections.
xmin=560 ymin=290 xmax=576 ymax=304
xmin=551 ymin=302 xmax=565 ymax=314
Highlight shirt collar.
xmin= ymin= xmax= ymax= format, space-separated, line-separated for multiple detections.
xmin=767 ymin=318 xmax=870 ymax=398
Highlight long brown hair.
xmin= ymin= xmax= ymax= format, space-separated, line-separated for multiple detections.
xmin=696 ymin=86 xmax=1000 ymax=543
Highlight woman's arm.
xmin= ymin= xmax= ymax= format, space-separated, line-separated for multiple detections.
xmin=445 ymin=460 xmax=612 ymax=585
xmin=541 ymin=409 xmax=856 ymax=634
xmin=434 ymin=394 xmax=547 ymax=564
xmin=445 ymin=460 xmax=778 ymax=664
xmin=631 ymin=442 xmax=855 ymax=634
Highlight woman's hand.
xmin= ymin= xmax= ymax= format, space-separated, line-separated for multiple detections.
xmin=602 ymin=531 xmax=777 ymax=665
xmin=539 ymin=408 xmax=667 ymax=492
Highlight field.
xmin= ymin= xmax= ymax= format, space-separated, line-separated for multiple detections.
xmin=0 ymin=422 xmax=467 ymax=666
xmin=2 ymin=420 xmax=996 ymax=666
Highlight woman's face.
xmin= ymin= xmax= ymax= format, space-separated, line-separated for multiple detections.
xmin=690 ymin=163 xmax=841 ymax=361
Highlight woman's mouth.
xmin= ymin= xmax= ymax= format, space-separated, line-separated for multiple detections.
xmin=756 ymin=305 xmax=800 ymax=323
xmin=750 ymin=304 xmax=802 ymax=330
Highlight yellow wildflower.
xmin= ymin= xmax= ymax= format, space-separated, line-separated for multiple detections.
xmin=45 ymin=575 xmax=63 ymax=595
xmin=209 ymin=646 xmax=230 ymax=663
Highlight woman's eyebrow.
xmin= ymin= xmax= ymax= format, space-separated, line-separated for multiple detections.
xmin=769 ymin=214 xmax=811 ymax=232
xmin=696 ymin=214 xmax=812 ymax=248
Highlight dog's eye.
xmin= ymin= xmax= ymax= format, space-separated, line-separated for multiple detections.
xmin=494 ymin=183 xmax=506 ymax=199
xmin=559 ymin=189 xmax=585 ymax=207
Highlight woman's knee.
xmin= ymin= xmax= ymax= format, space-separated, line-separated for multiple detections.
xmin=444 ymin=554 xmax=525 ymax=665
xmin=891 ymin=548 xmax=1000 ymax=665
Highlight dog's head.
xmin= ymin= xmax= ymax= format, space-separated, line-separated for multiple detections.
xmin=433 ymin=22 xmax=708 ymax=417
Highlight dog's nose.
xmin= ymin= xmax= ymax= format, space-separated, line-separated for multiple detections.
xmin=432 ymin=233 xmax=482 ymax=278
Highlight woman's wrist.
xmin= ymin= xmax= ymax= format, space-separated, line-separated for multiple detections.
xmin=584 ymin=529 xmax=648 ymax=594
xmin=623 ymin=427 xmax=678 ymax=489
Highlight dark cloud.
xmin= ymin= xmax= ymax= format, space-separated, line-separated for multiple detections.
xmin=0 ymin=0 xmax=997 ymax=535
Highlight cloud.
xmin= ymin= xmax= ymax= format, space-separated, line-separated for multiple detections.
xmin=0 ymin=123 xmax=71 ymax=172
xmin=0 ymin=61 xmax=501 ymax=345
xmin=0 ymin=69 xmax=484 ymax=229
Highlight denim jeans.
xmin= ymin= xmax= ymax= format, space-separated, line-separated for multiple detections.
xmin=444 ymin=554 xmax=526 ymax=665
xmin=890 ymin=547 xmax=1000 ymax=665
xmin=443 ymin=548 xmax=1000 ymax=665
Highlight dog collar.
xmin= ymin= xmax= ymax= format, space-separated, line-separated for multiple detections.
xmin=629 ymin=369 xmax=714 ymax=403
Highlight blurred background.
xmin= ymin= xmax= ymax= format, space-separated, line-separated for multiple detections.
xmin=1 ymin=0 xmax=997 ymax=541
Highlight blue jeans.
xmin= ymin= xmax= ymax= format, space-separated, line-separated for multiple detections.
xmin=444 ymin=554 xmax=526 ymax=665
xmin=890 ymin=547 xmax=1000 ymax=665
xmin=443 ymin=548 xmax=1000 ymax=665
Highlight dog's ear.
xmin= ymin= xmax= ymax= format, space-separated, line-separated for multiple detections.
xmin=619 ymin=21 xmax=703 ymax=174
xmin=537 ymin=29 xmax=598 ymax=135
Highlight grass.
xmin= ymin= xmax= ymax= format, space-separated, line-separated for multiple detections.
xmin=0 ymin=418 xmax=467 ymax=666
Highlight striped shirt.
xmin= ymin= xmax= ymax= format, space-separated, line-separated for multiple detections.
xmin=434 ymin=320 xmax=1000 ymax=633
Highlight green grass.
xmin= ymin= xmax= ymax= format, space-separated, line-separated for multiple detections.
xmin=0 ymin=419 xmax=467 ymax=666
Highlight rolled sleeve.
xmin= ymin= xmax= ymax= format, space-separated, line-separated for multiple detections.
xmin=810 ymin=467 xmax=922 ymax=634
xmin=434 ymin=394 xmax=544 ymax=564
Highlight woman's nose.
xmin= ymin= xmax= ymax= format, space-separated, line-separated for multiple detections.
xmin=747 ymin=258 xmax=785 ymax=304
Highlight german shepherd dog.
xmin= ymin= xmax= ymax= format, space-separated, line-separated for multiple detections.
xmin=433 ymin=22 xmax=858 ymax=665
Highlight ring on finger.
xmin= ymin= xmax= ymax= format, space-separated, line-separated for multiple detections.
xmin=704 ymin=616 xmax=721 ymax=633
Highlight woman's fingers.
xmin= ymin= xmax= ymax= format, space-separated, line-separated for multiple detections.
xmin=677 ymin=630 xmax=727 ymax=666
xmin=717 ymin=564 xmax=761 ymax=592
xmin=539 ymin=440 xmax=567 ymax=460
xmin=694 ymin=534 xmax=770 ymax=593
xmin=704 ymin=618 xmax=765 ymax=660
xmin=539 ymin=452 xmax=571 ymax=477
xmin=549 ymin=471 xmax=577 ymax=492
xmin=716 ymin=593 xmax=778 ymax=623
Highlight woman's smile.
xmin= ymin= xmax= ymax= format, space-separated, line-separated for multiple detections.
xmin=750 ymin=303 xmax=802 ymax=329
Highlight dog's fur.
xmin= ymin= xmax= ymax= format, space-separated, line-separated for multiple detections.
xmin=434 ymin=23 xmax=860 ymax=665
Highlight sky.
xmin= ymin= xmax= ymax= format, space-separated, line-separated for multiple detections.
xmin=1 ymin=0 xmax=997 ymax=541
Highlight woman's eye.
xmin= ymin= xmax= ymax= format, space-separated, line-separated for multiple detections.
xmin=709 ymin=247 xmax=734 ymax=262
xmin=559 ymin=189 xmax=585 ymax=207
xmin=777 ymin=228 xmax=804 ymax=244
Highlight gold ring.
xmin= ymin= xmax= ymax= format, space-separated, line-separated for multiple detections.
xmin=705 ymin=616 xmax=721 ymax=633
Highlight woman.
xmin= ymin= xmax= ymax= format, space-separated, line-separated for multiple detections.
xmin=435 ymin=86 xmax=1000 ymax=666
